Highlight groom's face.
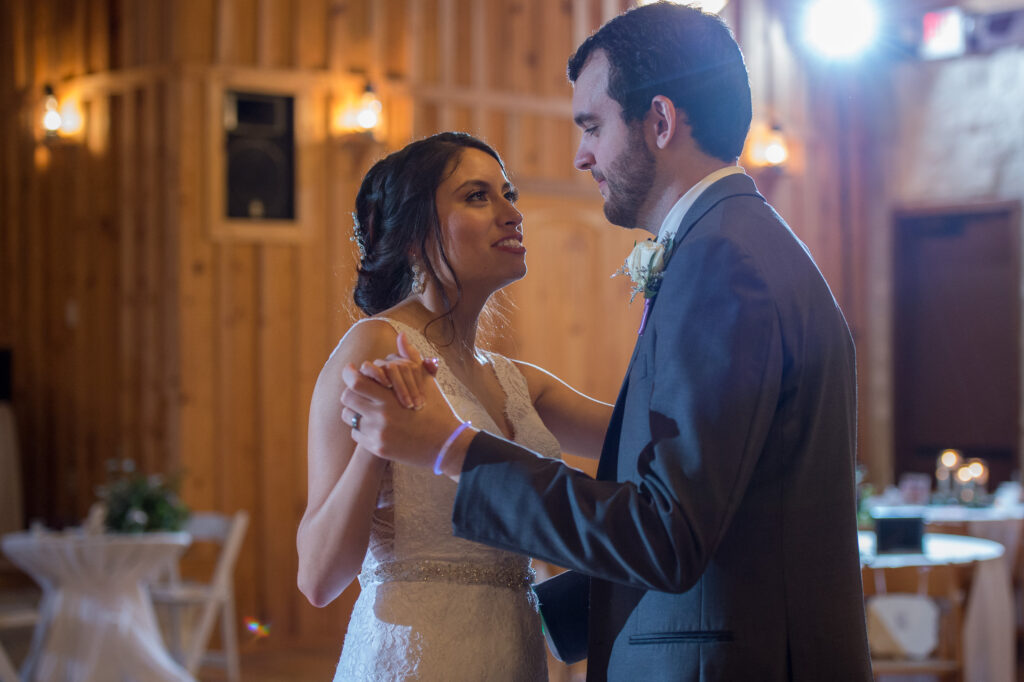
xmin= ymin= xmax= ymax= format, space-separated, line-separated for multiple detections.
xmin=572 ymin=50 xmax=655 ymax=229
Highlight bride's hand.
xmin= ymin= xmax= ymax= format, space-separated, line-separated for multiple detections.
xmin=357 ymin=332 xmax=438 ymax=410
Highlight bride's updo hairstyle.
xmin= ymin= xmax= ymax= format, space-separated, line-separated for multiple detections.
xmin=352 ymin=132 xmax=507 ymax=317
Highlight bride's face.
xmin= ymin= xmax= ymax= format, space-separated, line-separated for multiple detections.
xmin=430 ymin=148 xmax=526 ymax=294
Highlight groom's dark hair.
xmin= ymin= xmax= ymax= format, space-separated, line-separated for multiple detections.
xmin=567 ymin=1 xmax=751 ymax=163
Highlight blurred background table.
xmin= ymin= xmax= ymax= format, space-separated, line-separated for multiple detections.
xmin=859 ymin=531 xmax=1013 ymax=682
xmin=1 ymin=530 xmax=193 ymax=682
xmin=866 ymin=502 xmax=1024 ymax=568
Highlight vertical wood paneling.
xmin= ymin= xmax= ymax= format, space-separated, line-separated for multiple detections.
xmin=173 ymin=0 xmax=214 ymax=64
xmin=420 ymin=0 xmax=440 ymax=85
xmin=215 ymin=241 xmax=260 ymax=618
xmin=326 ymin=0 xmax=348 ymax=72
xmin=178 ymin=75 xmax=218 ymax=513
xmin=87 ymin=92 xmax=119 ymax=497
xmin=10 ymin=0 xmax=30 ymax=89
xmin=255 ymin=247 xmax=299 ymax=635
xmin=258 ymin=0 xmax=294 ymax=69
xmin=86 ymin=0 xmax=110 ymax=73
xmin=71 ymin=114 xmax=92 ymax=512
xmin=0 ymin=2 xmax=16 ymax=350
xmin=141 ymin=84 xmax=162 ymax=472
xmin=115 ymin=91 xmax=139 ymax=467
xmin=294 ymin=0 xmax=328 ymax=70
xmin=294 ymin=92 xmax=341 ymax=639
xmin=382 ymin=0 xmax=408 ymax=79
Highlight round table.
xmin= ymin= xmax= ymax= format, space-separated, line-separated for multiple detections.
xmin=1 ymin=530 xmax=193 ymax=682
xmin=859 ymin=531 xmax=1013 ymax=682
xmin=867 ymin=503 xmax=1024 ymax=565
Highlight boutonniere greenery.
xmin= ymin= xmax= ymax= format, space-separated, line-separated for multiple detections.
xmin=613 ymin=237 xmax=673 ymax=303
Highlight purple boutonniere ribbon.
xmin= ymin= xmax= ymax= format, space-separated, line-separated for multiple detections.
xmin=638 ymin=299 xmax=652 ymax=336
xmin=614 ymin=236 xmax=673 ymax=337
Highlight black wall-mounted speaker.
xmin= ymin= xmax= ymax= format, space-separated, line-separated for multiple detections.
xmin=0 ymin=349 xmax=11 ymax=401
xmin=225 ymin=91 xmax=295 ymax=220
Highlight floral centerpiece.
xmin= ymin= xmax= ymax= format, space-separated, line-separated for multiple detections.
xmin=97 ymin=459 xmax=190 ymax=533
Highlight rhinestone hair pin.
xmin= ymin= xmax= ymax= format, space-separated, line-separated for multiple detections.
xmin=350 ymin=211 xmax=367 ymax=261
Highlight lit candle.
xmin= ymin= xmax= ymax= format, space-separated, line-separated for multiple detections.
xmin=954 ymin=464 xmax=976 ymax=504
xmin=966 ymin=458 xmax=989 ymax=490
xmin=936 ymin=449 xmax=962 ymax=500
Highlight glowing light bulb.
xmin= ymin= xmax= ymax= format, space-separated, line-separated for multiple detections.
xmin=43 ymin=89 xmax=62 ymax=134
xmin=748 ymin=125 xmax=789 ymax=168
xmin=43 ymin=109 xmax=62 ymax=132
xmin=763 ymin=133 xmax=788 ymax=166
xmin=939 ymin=449 xmax=961 ymax=469
xmin=333 ymin=86 xmax=383 ymax=138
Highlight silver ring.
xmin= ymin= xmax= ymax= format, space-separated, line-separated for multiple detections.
xmin=350 ymin=413 xmax=361 ymax=430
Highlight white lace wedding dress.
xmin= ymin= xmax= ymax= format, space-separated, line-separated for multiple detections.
xmin=333 ymin=318 xmax=561 ymax=681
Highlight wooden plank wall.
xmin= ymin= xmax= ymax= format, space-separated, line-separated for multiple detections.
xmin=1 ymin=0 xmax=877 ymax=652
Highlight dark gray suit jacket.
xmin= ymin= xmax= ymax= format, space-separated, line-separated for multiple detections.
xmin=452 ymin=173 xmax=872 ymax=681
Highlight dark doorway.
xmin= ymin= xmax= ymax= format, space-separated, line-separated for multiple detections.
xmin=893 ymin=203 xmax=1021 ymax=487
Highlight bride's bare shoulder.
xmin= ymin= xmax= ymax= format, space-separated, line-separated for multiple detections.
xmin=320 ymin=318 xmax=400 ymax=379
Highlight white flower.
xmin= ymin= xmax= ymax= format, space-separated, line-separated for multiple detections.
xmin=614 ymin=238 xmax=671 ymax=303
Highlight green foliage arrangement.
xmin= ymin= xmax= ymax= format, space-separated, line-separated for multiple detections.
xmin=98 ymin=459 xmax=190 ymax=533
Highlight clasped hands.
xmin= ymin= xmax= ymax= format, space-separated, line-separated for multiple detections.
xmin=340 ymin=333 xmax=475 ymax=480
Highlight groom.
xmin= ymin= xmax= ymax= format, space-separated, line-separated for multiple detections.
xmin=342 ymin=3 xmax=871 ymax=680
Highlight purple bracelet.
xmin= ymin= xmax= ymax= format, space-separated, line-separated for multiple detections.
xmin=434 ymin=421 xmax=472 ymax=476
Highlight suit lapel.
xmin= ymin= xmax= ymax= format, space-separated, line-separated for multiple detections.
xmin=646 ymin=173 xmax=763 ymax=320
xmin=595 ymin=174 xmax=764 ymax=481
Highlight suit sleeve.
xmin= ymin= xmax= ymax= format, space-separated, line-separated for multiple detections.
xmin=452 ymin=233 xmax=783 ymax=593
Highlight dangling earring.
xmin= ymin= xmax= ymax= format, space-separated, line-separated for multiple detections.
xmin=410 ymin=262 xmax=426 ymax=295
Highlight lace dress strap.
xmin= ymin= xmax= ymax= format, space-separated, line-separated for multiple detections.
xmin=482 ymin=352 xmax=533 ymax=430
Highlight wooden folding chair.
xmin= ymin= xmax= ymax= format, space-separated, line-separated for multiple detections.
xmin=150 ymin=510 xmax=249 ymax=682
xmin=862 ymin=563 xmax=964 ymax=681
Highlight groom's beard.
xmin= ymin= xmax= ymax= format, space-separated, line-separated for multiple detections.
xmin=601 ymin=124 xmax=656 ymax=229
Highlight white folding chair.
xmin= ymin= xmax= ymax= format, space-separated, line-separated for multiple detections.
xmin=150 ymin=510 xmax=249 ymax=682
xmin=0 ymin=601 xmax=39 ymax=682
xmin=863 ymin=564 xmax=964 ymax=681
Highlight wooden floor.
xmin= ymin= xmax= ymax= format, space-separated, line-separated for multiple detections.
xmin=5 ymin=634 xmax=1024 ymax=681
xmin=0 ymin=634 xmax=589 ymax=681
xmin=196 ymin=646 xmax=338 ymax=682
xmin=194 ymin=645 xmax=586 ymax=681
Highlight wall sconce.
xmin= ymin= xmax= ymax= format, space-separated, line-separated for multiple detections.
xmin=748 ymin=123 xmax=790 ymax=169
xmin=42 ymin=85 xmax=62 ymax=137
xmin=332 ymin=83 xmax=383 ymax=140
xmin=40 ymin=84 xmax=84 ymax=140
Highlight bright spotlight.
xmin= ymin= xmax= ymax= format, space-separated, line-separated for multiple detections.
xmin=802 ymin=0 xmax=880 ymax=59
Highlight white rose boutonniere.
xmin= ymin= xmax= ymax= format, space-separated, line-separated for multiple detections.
xmin=614 ymin=238 xmax=672 ymax=303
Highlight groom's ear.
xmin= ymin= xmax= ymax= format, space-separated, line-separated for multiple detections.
xmin=649 ymin=95 xmax=681 ymax=150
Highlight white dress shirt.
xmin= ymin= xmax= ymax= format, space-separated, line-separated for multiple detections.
xmin=657 ymin=165 xmax=746 ymax=244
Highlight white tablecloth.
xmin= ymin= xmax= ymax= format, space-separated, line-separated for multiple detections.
xmin=868 ymin=503 xmax=1024 ymax=572
xmin=860 ymin=531 xmax=1014 ymax=682
xmin=1 ymin=531 xmax=194 ymax=682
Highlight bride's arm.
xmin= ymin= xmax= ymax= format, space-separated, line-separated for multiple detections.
xmin=296 ymin=320 xmax=400 ymax=608
xmin=512 ymin=360 xmax=612 ymax=460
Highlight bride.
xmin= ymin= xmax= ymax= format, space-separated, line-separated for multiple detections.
xmin=296 ymin=132 xmax=612 ymax=680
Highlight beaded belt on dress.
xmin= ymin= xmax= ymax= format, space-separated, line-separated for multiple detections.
xmin=360 ymin=559 xmax=536 ymax=592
